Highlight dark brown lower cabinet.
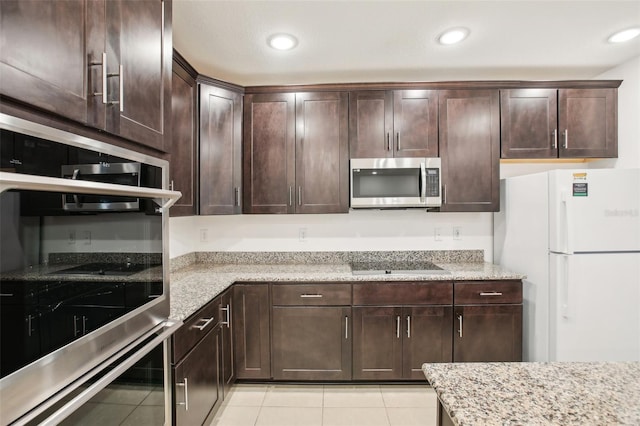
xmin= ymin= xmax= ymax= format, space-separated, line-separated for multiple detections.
xmin=272 ymin=306 xmax=351 ymax=380
xmin=233 ymin=284 xmax=271 ymax=379
xmin=174 ymin=325 xmax=222 ymax=426
xmin=453 ymin=305 xmax=522 ymax=362
xmin=352 ymin=306 xmax=452 ymax=380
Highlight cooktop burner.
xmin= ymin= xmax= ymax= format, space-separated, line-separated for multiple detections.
xmin=52 ymin=262 xmax=153 ymax=276
xmin=350 ymin=261 xmax=450 ymax=275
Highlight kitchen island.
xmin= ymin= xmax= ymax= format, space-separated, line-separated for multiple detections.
xmin=422 ymin=361 xmax=640 ymax=426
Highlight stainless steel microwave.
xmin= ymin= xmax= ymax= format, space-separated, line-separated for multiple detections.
xmin=350 ymin=157 xmax=442 ymax=208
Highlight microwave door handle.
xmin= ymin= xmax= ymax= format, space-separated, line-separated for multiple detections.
xmin=420 ymin=162 xmax=427 ymax=199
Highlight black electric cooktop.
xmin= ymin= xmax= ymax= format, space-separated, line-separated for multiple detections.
xmin=350 ymin=261 xmax=450 ymax=275
xmin=52 ymin=262 xmax=153 ymax=277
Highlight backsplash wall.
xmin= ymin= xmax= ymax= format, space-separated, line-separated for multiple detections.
xmin=170 ymin=210 xmax=494 ymax=261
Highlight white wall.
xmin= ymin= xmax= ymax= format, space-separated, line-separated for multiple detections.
xmin=170 ymin=211 xmax=493 ymax=261
xmin=170 ymin=57 xmax=640 ymax=262
xmin=590 ymin=55 xmax=640 ymax=169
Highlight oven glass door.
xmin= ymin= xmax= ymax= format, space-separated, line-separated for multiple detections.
xmin=352 ymin=167 xmax=421 ymax=198
xmin=22 ymin=321 xmax=179 ymax=426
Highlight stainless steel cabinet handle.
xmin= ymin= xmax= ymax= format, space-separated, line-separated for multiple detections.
xmin=300 ymin=294 xmax=323 ymax=298
xmin=73 ymin=315 xmax=79 ymax=337
xmin=457 ymin=314 xmax=463 ymax=338
xmin=345 ymin=316 xmax=349 ymax=339
xmin=9 ymin=159 xmax=22 ymax=165
xmin=220 ymin=304 xmax=230 ymax=327
xmin=552 ymin=129 xmax=558 ymax=149
xmin=387 ymin=133 xmax=391 ymax=151
xmin=191 ymin=317 xmax=214 ymax=331
xmin=89 ymin=52 xmax=107 ymax=103
xmin=82 ymin=316 xmax=87 ymax=335
xmin=170 ymin=180 xmax=174 ymax=191
xmin=289 ymin=186 xmax=293 ymax=206
xmin=27 ymin=314 xmax=33 ymax=337
xmin=397 ymin=132 xmax=401 ymax=151
xmin=235 ymin=187 xmax=241 ymax=207
xmin=443 ymin=184 xmax=447 ymax=205
xmin=0 ymin=293 xmax=15 ymax=297
xmin=420 ymin=162 xmax=427 ymax=199
xmin=298 ymin=186 xmax=302 ymax=206
xmin=407 ymin=315 xmax=411 ymax=338
xmin=396 ymin=316 xmax=401 ymax=338
xmin=119 ymin=64 xmax=124 ymax=113
xmin=563 ymin=129 xmax=568 ymax=149
xmin=177 ymin=378 xmax=189 ymax=411
xmin=480 ymin=292 xmax=503 ymax=297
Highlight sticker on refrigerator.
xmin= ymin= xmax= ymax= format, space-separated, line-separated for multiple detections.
xmin=573 ymin=183 xmax=588 ymax=196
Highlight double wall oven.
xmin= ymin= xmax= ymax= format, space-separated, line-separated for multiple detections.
xmin=0 ymin=114 xmax=181 ymax=425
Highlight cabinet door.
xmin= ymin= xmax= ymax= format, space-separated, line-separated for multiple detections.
xmin=393 ymin=90 xmax=439 ymax=158
xmin=106 ymin=0 xmax=170 ymax=151
xmin=453 ymin=305 xmax=522 ymax=362
xmin=0 ymin=0 xmax=89 ymax=123
xmin=174 ymin=326 xmax=221 ymax=426
xmin=219 ymin=290 xmax=235 ymax=397
xmin=200 ymin=84 xmax=242 ymax=214
xmin=295 ymin=92 xmax=349 ymax=213
xmin=272 ymin=306 xmax=351 ymax=380
xmin=559 ymin=88 xmax=617 ymax=158
xmin=500 ymin=89 xmax=558 ymax=159
xmin=243 ymin=93 xmax=295 ymax=214
xmin=169 ymin=58 xmax=197 ymax=216
xmin=402 ymin=306 xmax=453 ymax=379
xmin=439 ymin=90 xmax=500 ymax=212
xmin=348 ymin=91 xmax=393 ymax=158
xmin=352 ymin=306 xmax=402 ymax=380
xmin=233 ymin=284 xmax=271 ymax=379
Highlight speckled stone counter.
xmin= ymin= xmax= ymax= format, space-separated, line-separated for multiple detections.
xmin=169 ymin=250 xmax=525 ymax=322
xmin=422 ymin=362 xmax=640 ymax=426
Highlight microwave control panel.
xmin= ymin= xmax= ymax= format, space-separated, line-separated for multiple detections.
xmin=425 ymin=168 xmax=440 ymax=197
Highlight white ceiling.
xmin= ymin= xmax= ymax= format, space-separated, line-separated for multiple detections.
xmin=173 ymin=0 xmax=640 ymax=86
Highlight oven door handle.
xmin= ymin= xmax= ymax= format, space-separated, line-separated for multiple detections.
xmin=0 ymin=172 xmax=182 ymax=210
xmin=33 ymin=320 xmax=182 ymax=426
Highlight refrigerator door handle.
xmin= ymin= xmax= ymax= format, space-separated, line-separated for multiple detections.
xmin=561 ymin=190 xmax=574 ymax=254
xmin=560 ymin=255 xmax=571 ymax=319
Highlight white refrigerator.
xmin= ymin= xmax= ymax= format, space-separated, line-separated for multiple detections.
xmin=494 ymin=168 xmax=640 ymax=362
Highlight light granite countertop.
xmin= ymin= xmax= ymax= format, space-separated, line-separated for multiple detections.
xmin=169 ymin=260 xmax=525 ymax=321
xmin=422 ymin=362 xmax=640 ymax=426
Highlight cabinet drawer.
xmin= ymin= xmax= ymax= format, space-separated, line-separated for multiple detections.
xmin=454 ymin=281 xmax=522 ymax=305
xmin=353 ymin=282 xmax=453 ymax=306
xmin=272 ymin=284 xmax=352 ymax=306
xmin=173 ymin=296 xmax=221 ymax=362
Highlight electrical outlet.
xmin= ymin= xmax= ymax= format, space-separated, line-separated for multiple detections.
xmin=82 ymin=231 xmax=91 ymax=245
xmin=299 ymin=228 xmax=308 ymax=242
xmin=200 ymin=229 xmax=208 ymax=242
xmin=453 ymin=226 xmax=462 ymax=240
xmin=68 ymin=231 xmax=76 ymax=245
xmin=434 ymin=227 xmax=442 ymax=241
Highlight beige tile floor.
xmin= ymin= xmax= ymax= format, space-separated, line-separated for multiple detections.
xmin=211 ymin=384 xmax=438 ymax=426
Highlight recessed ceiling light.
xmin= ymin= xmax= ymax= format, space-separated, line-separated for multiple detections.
xmin=438 ymin=28 xmax=470 ymax=45
xmin=607 ymin=27 xmax=640 ymax=43
xmin=267 ymin=33 xmax=298 ymax=50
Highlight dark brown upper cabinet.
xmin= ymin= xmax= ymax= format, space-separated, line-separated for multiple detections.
xmin=200 ymin=83 xmax=242 ymax=215
xmin=349 ymin=90 xmax=438 ymax=158
xmin=0 ymin=0 xmax=171 ymax=152
xmin=243 ymin=91 xmax=349 ymax=214
xmin=169 ymin=53 xmax=198 ymax=216
xmin=501 ymin=88 xmax=617 ymax=159
xmin=439 ymin=89 xmax=500 ymax=212
xmin=0 ymin=0 xmax=90 ymax=124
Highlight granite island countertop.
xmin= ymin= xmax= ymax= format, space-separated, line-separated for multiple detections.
xmin=169 ymin=258 xmax=525 ymax=321
xmin=422 ymin=362 xmax=640 ymax=426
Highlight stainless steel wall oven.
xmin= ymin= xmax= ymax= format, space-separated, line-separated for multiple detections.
xmin=0 ymin=114 xmax=181 ymax=425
